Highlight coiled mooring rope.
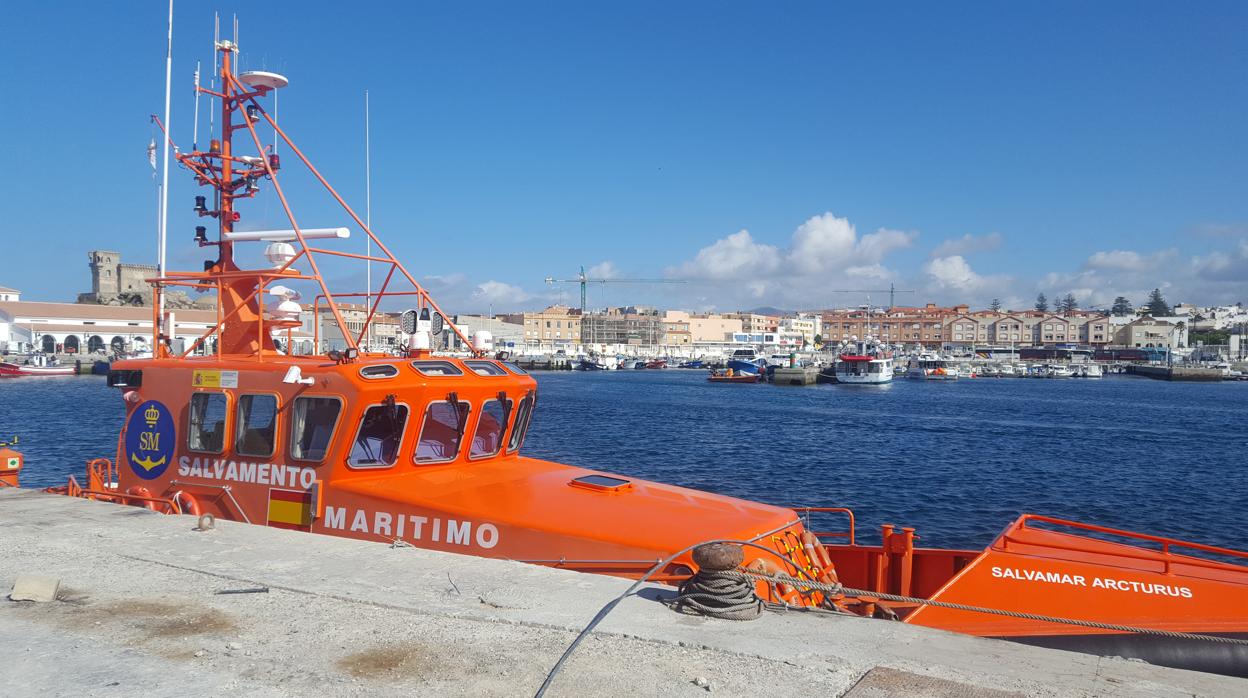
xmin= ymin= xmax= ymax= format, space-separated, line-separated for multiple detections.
xmin=673 ymin=569 xmax=764 ymax=620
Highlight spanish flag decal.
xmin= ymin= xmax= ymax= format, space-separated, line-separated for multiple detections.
xmin=267 ymin=488 xmax=314 ymax=531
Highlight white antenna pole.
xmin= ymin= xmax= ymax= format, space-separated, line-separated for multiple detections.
xmin=192 ymin=60 xmax=200 ymax=150
xmin=158 ymin=0 xmax=174 ymax=331
xmin=365 ymin=89 xmax=372 ymax=350
xmin=208 ymin=13 xmax=217 ymax=141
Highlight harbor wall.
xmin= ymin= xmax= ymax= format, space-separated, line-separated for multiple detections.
xmin=1127 ymin=365 xmax=1224 ymax=381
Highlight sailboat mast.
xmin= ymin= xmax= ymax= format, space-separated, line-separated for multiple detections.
xmin=158 ymin=0 xmax=174 ymax=328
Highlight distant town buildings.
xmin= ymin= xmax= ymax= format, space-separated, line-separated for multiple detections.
xmin=0 ymin=300 xmax=220 ymax=355
xmin=3 ymin=248 xmax=1241 ymax=357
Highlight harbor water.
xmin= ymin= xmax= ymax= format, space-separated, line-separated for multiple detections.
xmin=2 ymin=372 xmax=1245 ymax=551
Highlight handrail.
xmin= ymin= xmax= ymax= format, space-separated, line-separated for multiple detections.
xmin=788 ymin=506 xmax=856 ymax=546
xmin=1004 ymin=514 xmax=1248 ymax=575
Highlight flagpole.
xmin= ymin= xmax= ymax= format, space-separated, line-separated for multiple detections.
xmin=158 ymin=0 xmax=174 ymax=333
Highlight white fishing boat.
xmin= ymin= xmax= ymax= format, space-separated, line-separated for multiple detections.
xmin=1048 ymin=364 xmax=1073 ymax=378
xmin=831 ymin=338 xmax=893 ymax=385
xmin=905 ymin=352 xmax=958 ymax=380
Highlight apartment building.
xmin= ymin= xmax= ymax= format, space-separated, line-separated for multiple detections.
xmin=1113 ymin=317 xmax=1178 ymax=349
xmin=723 ymin=312 xmax=779 ymax=334
xmin=663 ymin=311 xmax=744 ymax=344
xmin=778 ymin=313 xmax=822 ymax=346
xmin=582 ymin=307 xmax=663 ymax=345
xmin=821 ymin=304 xmax=966 ymax=346
xmin=516 ymin=305 xmax=581 ymax=345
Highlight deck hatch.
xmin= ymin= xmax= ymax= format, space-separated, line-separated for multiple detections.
xmin=569 ymin=474 xmax=634 ymax=493
xmin=464 ymin=360 xmax=507 ymax=376
xmin=410 ymin=360 xmax=463 ymax=376
xmin=359 ymin=364 xmax=399 ymax=379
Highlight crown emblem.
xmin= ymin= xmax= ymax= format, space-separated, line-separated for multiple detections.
xmin=144 ymin=405 xmax=160 ymax=427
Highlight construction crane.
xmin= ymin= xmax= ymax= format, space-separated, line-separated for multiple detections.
xmin=544 ymin=266 xmax=686 ymax=314
xmin=829 ymin=282 xmax=915 ymax=309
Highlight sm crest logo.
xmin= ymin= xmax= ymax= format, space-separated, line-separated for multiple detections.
xmin=126 ymin=401 xmax=175 ymax=480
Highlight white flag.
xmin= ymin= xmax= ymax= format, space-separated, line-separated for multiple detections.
xmin=147 ymin=138 xmax=157 ymax=170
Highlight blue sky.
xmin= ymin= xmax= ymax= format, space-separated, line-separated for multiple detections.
xmin=1 ymin=2 xmax=1245 ymax=313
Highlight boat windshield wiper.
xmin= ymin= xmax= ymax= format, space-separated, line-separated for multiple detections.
xmin=497 ymin=391 xmax=511 ymax=430
xmin=447 ymin=391 xmax=467 ymax=444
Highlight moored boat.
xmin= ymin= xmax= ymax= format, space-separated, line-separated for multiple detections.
xmin=25 ymin=35 xmax=1248 ymax=678
xmin=707 ymin=368 xmax=760 ymax=383
xmin=0 ymin=357 xmax=76 ymax=377
xmin=905 ymin=353 xmax=958 ymax=380
xmin=831 ymin=338 xmax=893 ymax=385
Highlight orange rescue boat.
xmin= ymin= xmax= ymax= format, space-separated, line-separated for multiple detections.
xmin=22 ymin=37 xmax=1247 ymax=678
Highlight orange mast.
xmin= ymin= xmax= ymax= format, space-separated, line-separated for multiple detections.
xmin=150 ymin=39 xmax=479 ymax=360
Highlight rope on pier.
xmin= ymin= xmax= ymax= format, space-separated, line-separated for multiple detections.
xmin=729 ymin=570 xmax=1248 ymax=647
xmin=672 ymin=569 xmax=763 ymax=620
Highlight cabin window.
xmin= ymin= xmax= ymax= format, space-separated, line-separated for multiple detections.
xmin=236 ymin=394 xmax=278 ymax=457
xmin=359 ymin=364 xmax=399 ymax=379
xmin=470 ymin=399 xmax=510 ymax=459
xmin=415 ymin=401 xmax=471 ymax=463
xmin=501 ymin=362 xmax=528 ymax=375
xmin=464 ymin=360 xmax=507 ymax=376
xmin=290 ymin=396 xmax=342 ymax=462
xmin=410 ymin=360 xmax=463 ymax=376
xmin=507 ymin=395 xmax=534 ymax=453
xmin=188 ymin=392 xmax=228 ymax=454
xmin=348 ymin=402 xmax=410 ymax=469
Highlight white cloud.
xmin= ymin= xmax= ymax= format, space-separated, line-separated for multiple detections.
xmin=586 ymin=261 xmax=619 ymax=279
xmin=673 ymin=229 xmax=782 ymax=280
xmin=924 ymin=255 xmax=983 ymax=291
xmin=930 ymin=232 xmax=1001 ymax=258
xmin=787 ymin=213 xmax=916 ymax=274
xmin=472 ymin=280 xmax=531 ymax=306
xmin=1084 ymin=249 xmax=1175 ymax=272
xmin=665 ymin=212 xmax=919 ymax=309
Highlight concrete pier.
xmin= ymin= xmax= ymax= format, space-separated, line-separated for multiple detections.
xmin=2 ymin=489 xmax=1241 ymax=697
xmin=1127 ymin=365 xmax=1224 ymax=381
xmin=771 ymin=366 xmax=819 ymax=385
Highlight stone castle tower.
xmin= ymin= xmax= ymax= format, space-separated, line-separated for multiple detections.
xmin=79 ymin=250 xmax=157 ymax=304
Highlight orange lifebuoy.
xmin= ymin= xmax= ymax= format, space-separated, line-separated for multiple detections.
xmin=169 ymin=490 xmax=201 ymax=517
xmin=125 ymin=486 xmax=159 ymax=511
xmin=801 ymin=530 xmax=836 ymax=580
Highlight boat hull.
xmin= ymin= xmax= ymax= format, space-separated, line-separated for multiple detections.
xmin=0 ymin=361 xmax=75 ymax=377
xmin=727 ymin=359 xmax=762 ymax=375
xmin=895 ymin=516 xmax=1248 ymax=677
xmin=707 ymin=374 xmax=760 ymax=383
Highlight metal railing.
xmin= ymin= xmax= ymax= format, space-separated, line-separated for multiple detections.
xmin=788 ymin=506 xmax=856 ymax=546
xmin=1002 ymin=514 xmax=1248 ymax=575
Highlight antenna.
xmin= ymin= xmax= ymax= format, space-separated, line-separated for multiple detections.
xmin=209 ymin=12 xmax=217 ymax=142
xmin=192 ymin=61 xmax=200 ymax=150
xmin=157 ymin=0 xmax=174 ymax=332
xmin=364 ymin=89 xmax=372 ymax=351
